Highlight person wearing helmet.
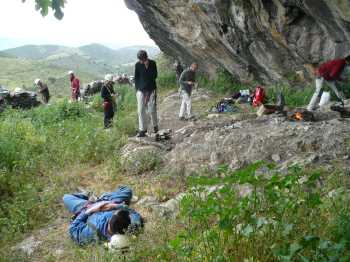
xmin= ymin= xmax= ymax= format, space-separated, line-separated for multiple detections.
xmin=134 ymin=50 xmax=158 ymax=137
xmin=101 ymin=74 xmax=116 ymax=128
xmin=307 ymin=55 xmax=350 ymax=111
xmin=34 ymin=78 xmax=50 ymax=104
xmin=68 ymin=71 xmax=81 ymax=102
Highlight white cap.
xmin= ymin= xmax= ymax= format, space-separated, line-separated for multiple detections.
xmin=104 ymin=74 xmax=114 ymax=82
xmin=34 ymin=79 xmax=41 ymax=85
xmin=68 ymin=70 xmax=74 ymax=75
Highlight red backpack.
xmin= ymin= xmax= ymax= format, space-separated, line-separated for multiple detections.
xmin=253 ymin=86 xmax=265 ymax=107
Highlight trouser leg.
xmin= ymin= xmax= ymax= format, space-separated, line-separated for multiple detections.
xmin=148 ymin=91 xmax=158 ymax=130
xmin=307 ymin=78 xmax=323 ymax=111
xmin=179 ymin=91 xmax=187 ymax=118
xmin=327 ymin=81 xmax=344 ymax=103
xmin=98 ymin=186 xmax=133 ymax=205
xmin=136 ymin=91 xmax=147 ymax=132
xmin=104 ymin=104 xmax=114 ymax=128
xmin=185 ymin=93 xmax=192 ymax=118
xmin=63 ymin=194 xmax=88 ymax=214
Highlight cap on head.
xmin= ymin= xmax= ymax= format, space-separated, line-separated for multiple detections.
xmin=34 ymin=79 xmax=41 ymax=85
xmin=137 ymin=50 xmax=148 ymax=61
xmin=104 ymin=74 xmax=114 ymax=82
xmin=68 ymin=70 xmax=74 ymax=75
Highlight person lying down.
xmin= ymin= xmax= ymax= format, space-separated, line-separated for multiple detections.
xmin=63 ymin=186 xmax=143 ymax=248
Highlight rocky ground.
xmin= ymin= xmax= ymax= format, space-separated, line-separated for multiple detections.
xmin=12 ymin=88 xmax=350 ymax=260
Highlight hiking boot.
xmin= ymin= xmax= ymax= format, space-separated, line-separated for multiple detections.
xmin=137 ymin=130 xmax=147 ymax=138
xmin=187 ymin=115 xmax=196 ymax=121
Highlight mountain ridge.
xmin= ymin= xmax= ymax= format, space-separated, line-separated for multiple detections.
xmin=2 ymin=43 xmax=160 ymax=66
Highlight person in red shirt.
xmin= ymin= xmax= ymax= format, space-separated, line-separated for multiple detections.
xmin=68 ymin=71 xmax=81 ymax=101
xmin=307 ymin=56 xmax=350 ymax=111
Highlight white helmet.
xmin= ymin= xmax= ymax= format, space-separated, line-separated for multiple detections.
xmin=68 ymin=70 xmax=74 ymax=75
xmin=107 ymin=234 xmax=130 ymax=250
xmin=34 ymin=79 xmax=41 ymax=85
xmin=105 ymin=74 xmax=114 ymax=82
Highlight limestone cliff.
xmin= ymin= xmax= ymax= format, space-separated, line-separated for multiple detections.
xmin=125 ymin=0 xmax=350 ymax=83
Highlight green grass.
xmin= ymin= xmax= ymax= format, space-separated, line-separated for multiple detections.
xmin=0 ymin=85 xmax=137 ymax=247
xmin=143 ymin=164 xmax=350 ymax=261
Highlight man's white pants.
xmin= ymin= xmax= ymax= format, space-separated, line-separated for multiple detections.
xmin=307 ymin=77 xmax=344 ymax=111
xmin=179 ymin=91 xmax=192 ymax=118
xmin=136 ymin=90 xmax=158 ymax=132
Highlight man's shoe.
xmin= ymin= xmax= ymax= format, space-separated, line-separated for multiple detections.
xmin=137 ymin=131 xmax=147 ymax=137
xmin=179 ymin=116 xmax=186 ymax=121
xmin=154 ymin=126 xmax=159 ymax=133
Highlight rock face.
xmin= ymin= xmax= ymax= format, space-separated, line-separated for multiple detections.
xmin=125 ymin=0 xmax=350 ymax=83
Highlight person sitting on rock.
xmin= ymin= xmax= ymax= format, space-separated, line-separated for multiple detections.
xmin=101 ymin=74 xmax=116 ymax=129
xmin=63 ymin=186 xmax=143 ymax=246
xmin=34 ymin=79 xmax=50 ymax=104
xmin=179 ymin=62 xmax=198 ymax=121
xmin=68 ymin=70 xmax=81 ymax=102
xmin=134 ymin=50 xmax=159 ymax=137
xmin=307 ymin=55 xmax=350 ymax=111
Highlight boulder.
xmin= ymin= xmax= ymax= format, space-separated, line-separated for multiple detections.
xmin=10 ymin=88 xmax=41 ymax=109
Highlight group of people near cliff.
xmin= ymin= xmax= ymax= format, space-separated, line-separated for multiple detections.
xmin=100 ymin=50 xmax=199 ymax=131
xmin=33 ymin=50 xmax=350 ymax=248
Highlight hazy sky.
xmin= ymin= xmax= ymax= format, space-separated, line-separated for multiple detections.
xmin=0 ymin=0 xmax=155 ymax=49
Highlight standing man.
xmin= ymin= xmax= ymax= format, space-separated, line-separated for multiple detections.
xmin=179 ymin=63 xmax=198 ymax=121
xmin=134 ymin=50 xmax=158 ymax=137
xmin=34 ymin=78 xmax=50 ymax=104
xmin=101 ymin=74 xmax=116 ymax=129
xmin=307 ymin=56 xmax=350 ymax=111
xmin=68 ymin=71 xmax=81 ymax=102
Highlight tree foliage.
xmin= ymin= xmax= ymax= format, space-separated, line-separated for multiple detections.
xmin=22 ymin=0 xmax=66 ymax=19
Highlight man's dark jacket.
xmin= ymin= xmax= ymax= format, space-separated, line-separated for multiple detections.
xmin=134 ymin=60 xmax=158 ymax=93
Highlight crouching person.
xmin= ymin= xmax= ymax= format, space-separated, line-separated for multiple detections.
xmin=179 ymin=63 xmax=198 ymax=121
xmin=307 ymin=55 xmax=350 ymax=111
xmin=63 ymin=186 xmax=143 ymax=246
xmin=101 ymin=74 xmax=116 ymax=129
xmin=34 ymin=79 xmax=50 ymax=104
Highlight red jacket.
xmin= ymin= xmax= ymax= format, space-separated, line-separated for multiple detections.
xmin=71 ymin=77 xmax=80 ymax=93
xmin=317 ymin=58 xmax=346 ymax=81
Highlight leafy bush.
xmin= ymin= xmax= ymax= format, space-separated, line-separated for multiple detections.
xmin=266 ymin=84 xmax=314 ymax=107
xmin=164 ymin=164 xmax=350 ymax=261
xmin=198 ymin=68 xmax=243 ymax=94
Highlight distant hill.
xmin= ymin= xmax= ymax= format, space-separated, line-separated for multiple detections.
xmin=0 ymin=43 xmax=160 ymax=97
xmin=2 ymin=44 xmax=160 ymax=66
xmin=3 ymin=45 xmax=80 ymax=60
xmin=0 ymin=56 xmax=100 ymax=98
